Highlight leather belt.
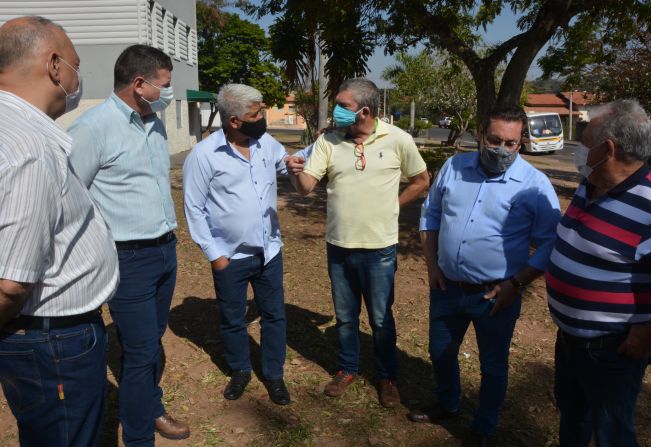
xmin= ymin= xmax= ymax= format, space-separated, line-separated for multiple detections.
xmin=115 ymin=231 xmax=175 ymax=250
xmin=3 ymin=309 xmax=102 ymax=332
xmin=451 ymin=280 xmax=502 ymax=294
xmin=557 ymin=329 xmax=626 ymax=350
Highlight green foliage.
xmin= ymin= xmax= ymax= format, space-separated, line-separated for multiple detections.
xmin=383 ymin=50 xmax=476 ymax=146
xmin=260 ymin=0 xmax=374 ymax=98
xmin=541 ymin=26 xmax=651 ymax=111
xmin=419 ymin=148 xmax=456 ymax=184
xmin=395 ymin=116 xmax=431 ymax=130
xmin=253 ymin=0 xmax=644 ymax=124
xmin=196 ymin=2 xmax=287 ymax=107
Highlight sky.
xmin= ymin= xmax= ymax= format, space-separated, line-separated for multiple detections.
xmin=226 ymin=4 xmax=549 ymax=88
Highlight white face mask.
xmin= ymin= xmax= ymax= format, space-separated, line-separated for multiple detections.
xmin=574 ymin=141 xmax=608 ymax=179
xmin=142 ymin=80 xmax=173 ymax=113
xmin=55 ymin=57 xmax=83 ymax=113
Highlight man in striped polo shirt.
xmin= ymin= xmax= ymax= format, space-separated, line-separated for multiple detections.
xmin=546 ymin=99 xmax=651 ymax=446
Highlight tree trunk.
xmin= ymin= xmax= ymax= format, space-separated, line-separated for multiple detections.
xmin=472 ymin=62 xmax=498 ymax=130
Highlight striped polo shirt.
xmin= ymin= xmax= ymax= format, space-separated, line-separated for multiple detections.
xmin=546 ymin=166 xmax=651 ymax=338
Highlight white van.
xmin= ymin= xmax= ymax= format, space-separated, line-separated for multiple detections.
xmin=522 ymin=112 xmax=564 ymax=153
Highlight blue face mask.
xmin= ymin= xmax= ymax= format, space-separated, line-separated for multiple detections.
xmin=333 ymin=104 xmax=363 ymax=128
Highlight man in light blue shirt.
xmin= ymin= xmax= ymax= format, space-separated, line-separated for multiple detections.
xmin=410 ymin=105 xmax=561 ymax=445
xmin=184 ymin=83 xmax=303 ymax=406
xmin=68 ymin=45 xmax=189 ymax=445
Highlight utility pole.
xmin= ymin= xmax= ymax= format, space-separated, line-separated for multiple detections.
xmin=383 ymin=87 xmax=387 ymax=119
xmin=317 ymin=30 xmax=329 ymax=132
xmin=568 ymin=90 xmax=574 ymax=141
xmin=409 ymin=100 xmax=415 ymax=134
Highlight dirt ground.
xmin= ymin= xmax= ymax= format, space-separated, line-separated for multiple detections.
xmin=1 ymin=147 xmax=650 ymax=446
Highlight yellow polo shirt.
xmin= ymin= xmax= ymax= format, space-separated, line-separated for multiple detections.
xmin=304 ymin=119 xmax=426 ymax=249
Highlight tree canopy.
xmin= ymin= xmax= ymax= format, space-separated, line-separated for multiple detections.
xmin=383 ymin=51 xmax=476 ymax=146
xmin=197 ymin=1 xmax=287 ymax=107
xmin=253 ymin=0 xmax=647 ymax=123
xmin=540 ymin=26 xmax=651 ymax=111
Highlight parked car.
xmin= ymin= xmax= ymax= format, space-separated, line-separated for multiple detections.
xmin=439 ymin=116 xmax=452 ymax=128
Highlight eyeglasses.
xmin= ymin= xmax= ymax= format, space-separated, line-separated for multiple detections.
xmin=354 ymin=143 xmax=366 ymax=171
xmin=484 ymin=135 xmax=521 ymax=151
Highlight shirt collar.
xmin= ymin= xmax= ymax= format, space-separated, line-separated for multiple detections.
xmin=109 ymin=92 xmax=139 ymax=121
xmin=464 ymin=150 xmax=527 ymax=182
xmin=0 ymin=90 xmax=72 ymax=154
xmin=212 ymin=129 xmax=261 ymax=153
xmin=584 ymin=164 xmax=650 ymax=197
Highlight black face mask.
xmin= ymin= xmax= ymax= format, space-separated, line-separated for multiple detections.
xmin=238 ymin=117 xmax=267 ymax=140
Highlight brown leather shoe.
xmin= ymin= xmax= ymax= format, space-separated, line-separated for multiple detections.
xmin=155 ymin=412 xmax=190 ymax=440
xmin=379 ymin=378 xmax=400 ymax=408
xmin=324 ymin=370 xmax=356 ymax=397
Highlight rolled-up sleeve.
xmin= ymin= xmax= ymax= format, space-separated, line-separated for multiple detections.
xmin=527 ymin=179 xmax=561 ymax=270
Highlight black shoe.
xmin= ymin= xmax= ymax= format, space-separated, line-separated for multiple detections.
xmin=264 ymin=378 xmax=290 ymax=405
xmin=407 ymin=403 xmax=460 ymax=423
xmin=224 ymin=370 xmax=251 ymax=400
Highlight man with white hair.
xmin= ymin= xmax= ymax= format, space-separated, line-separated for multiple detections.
xmin=184 ymin=83 xmax=303 ymax=405
xmin=546 ymin=99 xmax=651 ymax=446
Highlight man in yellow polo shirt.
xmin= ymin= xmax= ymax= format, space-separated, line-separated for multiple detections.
xmin=293 ymin=78 xmax=429 ymax=407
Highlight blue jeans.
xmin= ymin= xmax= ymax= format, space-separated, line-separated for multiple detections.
xmin=554 ymin=333 xmax=648 ymax=447
xmin=0 ymin=316 xmax=107 ymax=447
xmin=428 ymin=284 xmax=521 ymax=436
xmin=211 ymin=252 xmax=286 ymax=380
xmin=327 ymin=243 xmax=399 ymax=379
xmin=109 ymin=238 xmax=177 ymax=447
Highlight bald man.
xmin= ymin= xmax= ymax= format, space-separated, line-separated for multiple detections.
xmin=0 ymin=16 xmax=119 ymax=446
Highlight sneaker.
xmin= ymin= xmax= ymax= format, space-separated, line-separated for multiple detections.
xmin=379 ymin=378 xmax=400 ymax=408
xmin=323 ymin=370 xmax=356 ymax=397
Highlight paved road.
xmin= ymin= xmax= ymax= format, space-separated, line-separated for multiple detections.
xmin=426 ymin=126 xmax=476 ymax=147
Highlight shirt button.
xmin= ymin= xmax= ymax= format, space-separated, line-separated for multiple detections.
xmin=260 ymin=197 xmax=262 ymax=200
xmin=460 ymin=261 xmax=464 ymax=264
xmin=462 ymin=240 xmax=466 ymax=244
xmin=478 ymin=200 xmax=482 ymax=203
xmin=255 ymin=181 xmax=258 ymax=184
xmin=470 ymin=219 xmax=474 ymax=222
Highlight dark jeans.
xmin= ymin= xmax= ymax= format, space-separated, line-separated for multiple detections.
xmin=211 ymin=252 xmax=286 ymax=380
xmin=326 ymin=243 xmax=399 ymax=379
xmin=555 ymin=332 xmax=648 ymax=447
xmin=109 ymin=238 xmax=177 ymax=447
xmin=428 ymin=284 xmax=521 ymax=436
xmin=0 ymin=315 xmax=107 ymax=447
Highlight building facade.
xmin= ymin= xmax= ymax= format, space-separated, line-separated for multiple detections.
xmin=0 ymin=0 xmax=201 ymax=154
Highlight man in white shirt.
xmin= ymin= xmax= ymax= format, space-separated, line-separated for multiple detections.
xmin=0 ymin=16 xmax=119 ymax=446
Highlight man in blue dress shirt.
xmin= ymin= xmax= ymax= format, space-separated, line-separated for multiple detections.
xmin=184 ymin=83 xmax=304 ymax=406
xmin=68 ymin=45 xmax=189 ymax=445
xmin=410 ymin=105 xmax=561 ymax=446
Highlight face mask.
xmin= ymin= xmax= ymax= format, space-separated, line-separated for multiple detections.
xmin=239 ymin=117 xmax=267 ymax=140
xmin=574 ymin=141 xmax=609 ymax=179
xmin=56 ymin=57 xmax=83 ymax=113
xmin=480 ymin=145 xmax=518 ymax=174
xmin=333 ymin=104 xmax=363 ymax=128
xmin=142 ymin=80 xmax=174 ymax=113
